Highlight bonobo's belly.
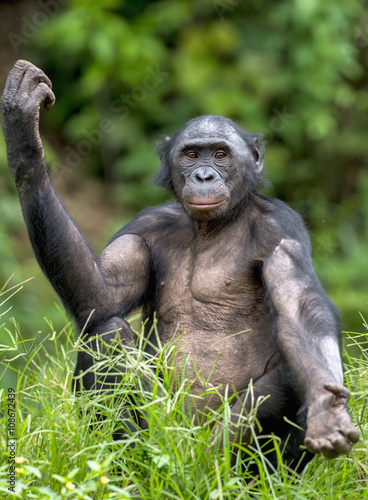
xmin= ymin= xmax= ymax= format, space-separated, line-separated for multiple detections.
xmin=156 ymin=296 xmax=274 ymax=413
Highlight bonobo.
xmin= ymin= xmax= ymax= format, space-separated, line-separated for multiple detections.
xmin=1 ymin=60 xmax=359 ymax=467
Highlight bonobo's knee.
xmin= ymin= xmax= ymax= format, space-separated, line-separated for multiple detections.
xmin=74 ymin=316 xmax=137 ymax=392
xmin=87 ymin=316 xmax=136 ymax=344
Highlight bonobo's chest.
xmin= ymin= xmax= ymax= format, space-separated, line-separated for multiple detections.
xmin=154 ymin=228 xmax=266 ymax=328
xmin=190 ymin=239 xmax=261 ymax=303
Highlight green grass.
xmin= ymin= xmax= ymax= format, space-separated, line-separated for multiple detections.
xmin=0 ymin=286 xmax=367 ymax=499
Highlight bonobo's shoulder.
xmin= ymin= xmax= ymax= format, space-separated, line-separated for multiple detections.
xmin=109 ymin=201 xmax=189 ymax=244
xmin=253 ymin=193 xmax=305 ymax=225
xmin=248 ymin=193 xmax=310 ymax=249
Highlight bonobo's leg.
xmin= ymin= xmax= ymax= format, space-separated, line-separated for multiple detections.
xmin=74 ymin=317 xmax=136 ymax=394
xmin=215 ymin=361 xmax=313 ymax=469
xmin=74 ymin=317 xmax=141 ymax=438
xmin=75 ymin=315 xmax=159 ymax=438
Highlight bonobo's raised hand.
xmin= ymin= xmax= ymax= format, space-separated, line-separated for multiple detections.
xmin=1 ymin=60 xmax=55 ymax=182
xmin=305 ymin=383 xmax=360 ymax=459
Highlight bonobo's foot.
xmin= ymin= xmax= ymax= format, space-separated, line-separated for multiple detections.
xmin=305 ymin=383 xmax=359 ymax=458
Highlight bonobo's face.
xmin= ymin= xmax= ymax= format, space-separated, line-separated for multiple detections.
xmin=169 ymin=116 xmax=263 ymax=221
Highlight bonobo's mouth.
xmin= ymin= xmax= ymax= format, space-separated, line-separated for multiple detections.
xmin=184 ymin=199 xmax=227 ymax=211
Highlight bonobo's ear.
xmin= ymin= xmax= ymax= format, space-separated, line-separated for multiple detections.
xmin=157 ymin=135 xmax=171 ymax=160
xmin=153 ymin=136 xmax=174 ymax=191
xmin=234 ymin=125 xmax=268 ymax=190
xmin=234 ymin=125 xmax=265 ymax=175
xmin=250 ymin=133 xmax=265 ymax=173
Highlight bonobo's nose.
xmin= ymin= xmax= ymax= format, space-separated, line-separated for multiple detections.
xmin=194 ymin=167 xmax=215 ymax=183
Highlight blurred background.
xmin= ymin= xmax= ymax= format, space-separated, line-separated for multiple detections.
xmin=0 ymin=0 xmax=368 ymax=360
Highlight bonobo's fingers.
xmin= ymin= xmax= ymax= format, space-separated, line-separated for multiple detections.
xmin=305 ymin=430 xmax=354 ymax=458
xmin=21 ymin=63 xmax=53 ymax=92
xmin=324 ymin=383 xmax=360 ymax=444
xmin=2 ymin=59 xmax=55 ymax=115
xmin=30 ymin=82 xmax=56 ymax=110
xmin=6 ymin=59 xmax=53 ymax=92
xmin=20 ymin=63 xmax=55 ymax=110
xmin=324 ymin=383 xmax=350 ymax=399
xmin=304 ymin=383 xmax=359 ymax=459
xmin=4 ymin=60 xmax=32 ymax=92
xmin=1 ymin=60 xmax=55 ymax=172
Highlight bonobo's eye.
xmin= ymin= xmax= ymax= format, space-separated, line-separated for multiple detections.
xmin=214 ymin=150 xmax=227 ymax=160
xmin=185 ymin=150 xmax=198 ymax=160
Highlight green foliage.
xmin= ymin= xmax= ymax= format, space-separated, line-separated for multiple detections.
xmin=0 ymin=310 xmax=367 ymax=499
xmin=1 ymin=2 xmax=368 ymax=327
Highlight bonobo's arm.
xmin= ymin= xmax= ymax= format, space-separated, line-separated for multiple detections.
xmin=263 ymin=237 xmax=359 ymax=458
xmin=1 ymin=60 xmax=149 ymax=331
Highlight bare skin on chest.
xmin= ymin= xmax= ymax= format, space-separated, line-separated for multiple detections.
xmin=155 ymin=236 xmax=274 ymax=410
